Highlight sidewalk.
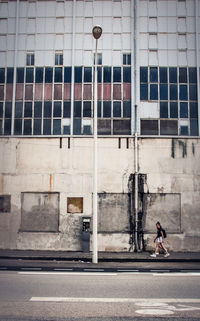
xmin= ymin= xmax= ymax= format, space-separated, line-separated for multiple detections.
xmin=0 ymin=249 xmax=200 ymax=263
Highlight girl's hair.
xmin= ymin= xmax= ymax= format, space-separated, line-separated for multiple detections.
xmin=156 ymin=221 xmax=161 ymax=226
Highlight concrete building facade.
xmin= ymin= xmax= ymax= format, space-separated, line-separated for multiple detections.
xmin=0 ymin=0 xmax=200 ymax=252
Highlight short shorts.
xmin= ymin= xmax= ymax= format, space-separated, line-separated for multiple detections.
xmin=157 ymin=237 xmax=163 ymax=243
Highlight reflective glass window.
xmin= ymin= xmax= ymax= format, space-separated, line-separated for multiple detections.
xmin=103 ymin=101 xmax=111 ymax=117
xmin=123 ymin=101 xmax=131 ymax=118
xmin=160 ymin=102 xmax=168 ymax=118
xmin=179 ymin=85 xmax=188 ymax=101
xmin=5 ymin=102 xmax=12 ymax=118
xmin=159 ymin=67 xmax=168 ymax=83
xmin=64 ymin=67 xmax=72 ymax=83
xmin=103 ymin=67 xmax=111 ymax=83
xmin=113 ymin=101 xmax=121 ymax=117
xmin=53 ymin=101 xmax=61 ymax=117
xmin=140 ymin=67 xmax=148 ymax=83
xmin=180 ymin=126 xmax=188 ymax=136
xmin=17 ymin=68 xmax=24 ymax=83
xmin=97 ymin=67 xmax=102 ymax=83
xmin=44 ymin=101 xmax=52 ymax=117
xmin=150 ymin=67 xmax=158 ymax=82
xmin=34 ymin=119 xmax=41 ymax=135
xmin=98 ymin=119 xmax=111 ymax=135
xmin=74 ymin=101 xmax=81 ymax=117
xmin=170 ymin=84 xmax=178 ymax=100
xmin=0 ymin=102 xmax=3 ymax=118
xmin=26 ymin=68 xmax=34 ymax=83
xmin=190 ymin=102 xmax=198 ymax=118
xmin=63 ymin=101 xmax=71 ymax=118
xmin=150 ymin=84 xmax=158 ymax=100
xmin=7 ymin=68 xmax=14 ymax=84
xmin=54 ymin=67 xmax=63 ymax=83
xmin=113 ymin=67 xmax=121 ymax=82
xmin=170 ymin=102 xmax=178 ymax=118
xmin=140 ymin=84 xmax=148 ymax=100
xmin=34 ymin=102 xmax=42 ymax=118
xmin=36 ymin=68 xmax=43 ymax=83
xmin=180 ymin=102 xmax=188 ymax=118
xmin=45 ymin=67 xmax=53 ymax=83
xmin=14 ymin=119 xmax=22 ymax=135
xmin=83 ymin=101 xmax=91 ymax=117
xmin=160 ymin=84 xmax=168 ymax=100
xmin=43 ymin=119 xmax=51 ymax=135
xmin=190 ymin=119 xmax=198 ymax=136
xmin=15 ymin=102 xmax=23 ymax=118
xmin=0 ymin=68 xmax=5 ymax=84
xmin=160 ymin=120 xmax=178 ymax=135
xmin=98 ymin=101 xmax=101 ymax=117
xmin=24 ymin=119 xmax=32 ymax=135
xmin=4 ymin=119 xmax=11 ymax=135
xmin=113 ymin=120 xmax=131 ymax=135
xmin=179 ymin=68 xmax=187 ymax=83
xmin=169 ymin=68 xmax=177 ymax=83
xmin=53 ymin=119 xmax=61 ymax=135
xmin=189 ymin=84 xmax=197 ymax=101
xmin=189 ymin=67 xmax=197 ymax=83
xmin=123 ymin=67 xmax=131 ymax=83
xmin=84 ymin=67 xmax=92 ymax=82
xmin=141 ymin=120 xmax=158 ymax=135
xmin=24 ymin=102 xmax=32 ymax=117
xmin=75 ymin=67 xmax=82 ymax=83
xmin=73 ymin=118 xmax=81 ymax=135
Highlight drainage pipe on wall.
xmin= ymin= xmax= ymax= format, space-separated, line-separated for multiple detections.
xmin=70 ymin=0 xmax=76 ymax=136
xmin=195 ymin=0 xmax=200 ymax=136
xmin=11 ymin=0 xmax=20 ymax=135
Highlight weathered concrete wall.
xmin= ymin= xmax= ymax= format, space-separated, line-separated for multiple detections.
xmin=0 ymin=137 xmax=199 ymax=252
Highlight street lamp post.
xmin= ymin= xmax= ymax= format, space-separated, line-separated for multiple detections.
xmin=92 ymin=26 xmax=102 ymax=264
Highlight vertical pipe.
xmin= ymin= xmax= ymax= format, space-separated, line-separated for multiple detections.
xmin=195 ymin=0 xmax=200 ymax=136
xmin=70 ymin=0 xmax=76 ymax=136
xmin=11 ymin=0 xmax=20 ymax=135
xmin=93 ymin=39 xmax=98 ymax=264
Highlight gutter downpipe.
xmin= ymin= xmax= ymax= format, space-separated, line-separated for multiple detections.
xmin=195 ymin=0 xmax=200 ymax=136
xmin=70 ymin=0 xmax=76 ymax=136
xmin=11 ymin=0 xmax=20 ymax=135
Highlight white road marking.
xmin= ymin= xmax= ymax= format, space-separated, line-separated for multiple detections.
xmin=84 ymin=269 xmax=105 ymax=272
xmin=117 ymin=269 xmax=139 ymax=272
xmin=135 ymin=309 xmax=174 ymax=315
xmin=18 ymin=271 xmax=117 ymax=276
xmin=153 ymin=273 xmax=200 ymax=276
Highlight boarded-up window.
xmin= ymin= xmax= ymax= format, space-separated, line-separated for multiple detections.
xmin=0 ymin=195 xmax=11 ymax=213
xmin=21 ymin=192 xmax=59 ymax=232
xmin=141 ymin=120 xmax=158 ymax=135
xmin=67 ymin=197 xmax=83 ymax=213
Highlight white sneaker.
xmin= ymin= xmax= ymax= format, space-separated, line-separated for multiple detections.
xmin=164 ymin=253 xmax=170 ymax=257
xmin=150 ymin=254 xmax=157 ymax=257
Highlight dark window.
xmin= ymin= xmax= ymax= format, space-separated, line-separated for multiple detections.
xmin=123 ymin=53 xmax=131 ymax=65
xmin=140 ymin=67 xmax=148 ymax=83
xmin=14 ymin=119 xmax=22 ymax=135
xmin=190 ymin=102 xmax=198 ymax=118
xmin=113 ymin=101 xmax=121 ymax=117
xmin=0 ymin=68 xmax=5 ymax=84
xmin=179 ymin=68 xmax=187 ymax=83
xmin=159 ymin=67 xmax=168 ymax=83
xmin=170 ymin=102 xmax=178 ymax=118
xmin=83 ymin=125 xmax=91 ymax=135
xmin=24 ymin=119 xmax=32 ymax=135
xmin=169 ymin=67 xmax=177 ymax=83
xmin=5 ymin=102 xmax=12 ymax=118
xmin=15 ymin=102 xmax=23 ymax=118
xmin=63 ymin=101 xmax=71 ymax=118
xmin=94 ymin=53 xmax=102 ymax=65
xmin=103 ymin=101 xmax=111 ymax=118
xmin=26 ymin=68 xmax=34 ymax=83
xmin=189 ymin=67 xmax=197 ymax=83
xmin=34 ymin=119 xmax=41 ymax=135
xmin=150 ymin=84 xmax=158 ymax=100
xmin=113 ymin=67 xmax=121 ymax=82
xmin=113 ymin=119 xmax=131 ymax=135
xmin=75 ymin=67 xmax=82 ymax=83
xmin=0 ymin=120 xmax=2 ymax=135
xmin=180 ymin=102 xmax=188 ymax=118
xmin=140 ymin=84 xmax=148 ymax=100
xmin=123 ymin=67 xmax=131 ymax=82
xmin=160 ymin=102 xmax=168 ymax=118
xmin=0 ymin=102 xmax=3 ymax=118
xmin=160 ymin=120 xmax=178 ymax=135
xmin=180 ymin=126 xmax=188 ymax=136
xmin=83 ymin=101 xmax=91 ymax=117
xmin=190 ymin=119 xmax=198 ymax=136
xmin=98 ymin=101 xmax=101 ymax=117
xmin=53 ymin=101 xmax=61 ymax=117
xmin=170 ymin=84 xmax=178 ymax=100
xmin=26 ymin=53 xmax=34 ymax=66
xmin=17 ymin=68 xmax=24 ymax=83
xmin=4 ymin=119 xmax=11 ymax=135
xmin=44 ymin=101 xmax=52 ymax=117
xmin=24 ymin=102 xmax=32 ymax=117
xmin=103 ymin=67 xmax=111 ymax=83
xmin=189 ymin=84 xmax=197 ymax=101
xmin=34 ymin=102 xmax=42 ymax=118
xmin=74 ymin=101 xmax=81 ymax=117
xmin=160 ymin=84 xmax=168 ymax=100
xmin=98 ymin=119 xmax=111 ymax=135
xmin=141 ymin=120 xmax=158 ymax=135
xmin=63 ymin=126 xmax=70 ymax=135
xmin=45 ymin=67 xmax=53 ymax=83
xmin=7 ymin=68 xmax=14 ymax=84
xmin=150 ymin=67 xmax=158 ymax=82
xmin=53 ymin=119 xmax=61 ymax=135
xmin=97 ymin=67 xmax=102 ymax=83
xmin=73 ymin=118 xmax=81 ymax=135
xmin=55 ymin=53 xmax=63 ymax=65
xmin=43 ymin=119 xmax=51 ymax=135
xmin=84 ymin=67 xmax=92 ymax=82
xmin=123 ymin=101 xmax=131 ymax=118
xmin=0 ymin=195 xmax=11 ymax=213
xmin=54 ymin=67 xmax=63 ymax=83
xmin=36 ymin=68 xmax=43 ymax=83
xmin=179 ymin=85 xmax=188 ymax=100
xmin=64 ymin=67 xmax=72 ymax=83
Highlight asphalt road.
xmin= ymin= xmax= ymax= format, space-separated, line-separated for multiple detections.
xmin=0 ymin=269 xmax=200 ymax=321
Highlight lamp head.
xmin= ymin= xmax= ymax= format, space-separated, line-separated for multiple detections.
xmin=92 ymin=26 xmax=102 ymax=40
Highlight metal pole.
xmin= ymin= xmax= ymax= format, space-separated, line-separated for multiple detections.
xmin=92 ymin=39 xmax=98 ymax=264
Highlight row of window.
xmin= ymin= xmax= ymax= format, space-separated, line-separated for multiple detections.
xmin=160 ymin=101 xmax=198 ymax=119
xmin=0 ymin=66 xmax=131 ymax=84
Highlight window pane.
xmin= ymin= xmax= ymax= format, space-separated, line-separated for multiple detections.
xmin=113 ymin=101 xmax=121 ymax=117
xmin=140 ymin=84 xmax=148 ymax=100
xmin=103 ymin=67 xmax=111 ymax=83
xmin=53 ymin=119 xmax=61 ymax=135
xmin=113 ymin=119 xmax=131 ymax=135
xmin=17 ymin=68 xmax=24 ymax=83
xmin=0 ymin=120 xmax=2 ymax=135
xmin=4 ymin=119 xmax=11 ymax=135
xmin=169 ymin=67 xmax=177 ymax=83
xmin=160 ymin=102 xmax=168 ymax=118
xmin=179 ymin=68 xmax=187 ymax=83
xmin=73 ymin=118 xmax=81 ymax=135
xmin=123 ymin=54 xmax=126 ymax=65
xmin=14 ymin=119 xmax=22 ymax=135
xmin=128 ymin=54 xmax=131 ymax=65
xmin=24 ymin=119 xmax=32 ymax=135
xmin=98 ymin=101 xmax=101 ymax=117
xmin=150 ymin=84 xmax=158 ymax=100
xmin=159 ymin=67 xmax=168 ymax=83
xmin=179 ymin=85 xmax=188 ymax=100
xmin=15 ymin=102 xmax=23 ymax=118
xmin=189 ymin=67 xmax=197 ymax=83
xmin=63 ymin=101 xmax=71 ymax=118
xmin=83 ymin=101 xmax=91 ymax=117
xmin=0 ymin=102 xmax=3 ymax=118
xmin=75 ymin=67 xmax=82 ymax=83
xmin=123 ymin=67 xmax=131 ymax=82
xmin=97 ymin=67 xmax=102 ymax=83
xmin=83 ymin=125 xmax=91 ymax=135
xmin=26 ymin=68 xmax=34 ymax=83
xmin=36 ymin=68 xmax=43 ymax=83
xmin=180 ymin=126 xmax=188 ymax=136
xmin=44 ymin=101 xmax=52 ymax=117
xmin=53 ymin=101 xmax=61 ymax=117
xmin=45 ymin=67 xmax=53 ymax=83
xmin=24 ymin=102 xmax=32 ymax=117
xmin=113 ymin=67 xmax=121 ymax=82
xmin=189 ymin=84 xmax=197 ymax=101
xmin=63 ymin=126 xmax=70 ymax=135
xmin=34 ymin=102 xmax=42 ymax=118
xmin=5 ymin=102 xmax=12 ymax=118
xmin=54 ymin=67 xmax=63 ymax=83
xmin=7 ymin=68 xmax=14 ymax=84
xmin=84 ymin=67 xmax=92 ymax=82
xmin=0 ymin=68 xmax=5 ymax=84
xmin=170 ymin=102 xmax=178 ymax=118
xmin=64 ymin=67 xmax=72 ymax=83
xmin=170 ymin=84 xmax=178 ymax=100
xmin=160 ymin=120 xmax=178 ymax=135
xmin=150 ymin=67 xmax=158 ymax=82
xmin=34 ymin=119 xmax=41 ymax=135
xmin=140 ymin=67 xmax=148 ymax=83
xmin=190 ymin=102 xmax=198 ymax=118
xmin=123 ymin=101 xmax=131 ymax=118
xmin=141 ymin=120 xmax=158 ymax=135
xmin=160 ymin=84 xmax=168 ymax=100
xmin=103 ymin=101 xmax=111 ymax=117
xmin=180 ymin=102 xmax=188 ymax=118
xmin=98 ymin=119 xmax=111 ymax=135
xmin=43 ymin=119 xmax=51 ymax=135
xmin=74 ymin=101 xmax=81 ymax=117
xmin=190 ymin=119 xmax=198 ymax=136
